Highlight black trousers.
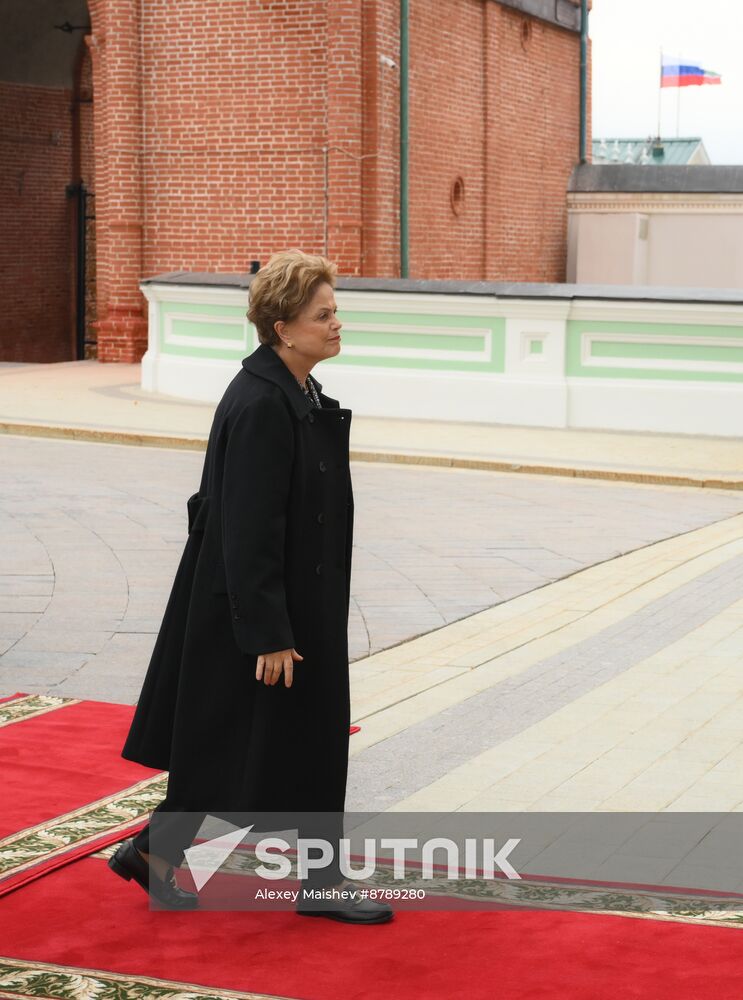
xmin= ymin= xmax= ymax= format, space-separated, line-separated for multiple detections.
xmin=132 ymin=801 xmax=347 ymax=889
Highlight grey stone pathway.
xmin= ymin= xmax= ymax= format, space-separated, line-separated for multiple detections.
xmin=2 ymin=433 xmax=743 ymax=705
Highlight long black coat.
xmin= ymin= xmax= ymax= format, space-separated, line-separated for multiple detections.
xmin=121 ymin=342 xmax=354 ymax=816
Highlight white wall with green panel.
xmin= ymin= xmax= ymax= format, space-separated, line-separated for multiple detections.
xmin=140 ymin=280 xmax=743 ymax=437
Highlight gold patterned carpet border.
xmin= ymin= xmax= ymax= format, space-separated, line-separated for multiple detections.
xmin=0 ymin=694 xmax=81 ymax=729
xmin=0 ymin=774 xmax=167 ymax=890
xmin=0 ymin=957 xmax=295 ymax=1000
xmin=92 ymin=835 xmax=743 ymax=930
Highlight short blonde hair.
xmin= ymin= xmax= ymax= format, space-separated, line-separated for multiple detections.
xmin=247 ymin=249 xmax=338 ymax=347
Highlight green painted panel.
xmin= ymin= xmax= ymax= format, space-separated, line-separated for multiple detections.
xmin=325 ymin=311 xmax=505 ymax=372
xmin=590 ymin=339 xmax=743 ymax=363
xmin=567 ymin=320 xmax=743 ymax=382
xmin=159 ymin=301 xmax=255 ymax=360
xmin=155 ymin=303 xmax=506 ymax=371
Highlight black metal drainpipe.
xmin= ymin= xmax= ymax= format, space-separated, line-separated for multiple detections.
xmin=66 ymin=181 xmax=88 ymax=360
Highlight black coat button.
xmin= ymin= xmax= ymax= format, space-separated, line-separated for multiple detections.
xmin=319 ymin=461 xmax=327 ymax=472
xmin=308 ymin=412 xmax=315 ymax=423
xmin=233 ymin=613 xmax=241 ymax=620
xmin=315 ymin=563 xmax=323 ymax=575
xmin=317 ymin=512 xmax=325 ymax=524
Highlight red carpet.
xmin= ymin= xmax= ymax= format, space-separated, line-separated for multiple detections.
xmin=2 ymin=690 xmax=743 ymax=998
xmin=0 ymin=854 xmax=742 ymax=1000
xmin=0 ymin=691 xmax=162 ymax=895
xmin=0 ymin=691 xmax=360 ymax=898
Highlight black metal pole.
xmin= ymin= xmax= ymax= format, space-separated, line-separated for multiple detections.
xmin=76 ymin=184 xmax=87 ymax=359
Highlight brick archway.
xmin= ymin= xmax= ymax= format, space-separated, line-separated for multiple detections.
xmin=0 ymin=0 xmax=95 ymax=362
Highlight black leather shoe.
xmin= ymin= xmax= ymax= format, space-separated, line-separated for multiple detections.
xmin=296 ymin=880 xmax=394 ymax=924
xmin=108 ymin=838 xmax=199 ymax=910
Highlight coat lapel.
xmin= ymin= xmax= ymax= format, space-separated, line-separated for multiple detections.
xmin=241 ymin=342 xmax=339 ymax=417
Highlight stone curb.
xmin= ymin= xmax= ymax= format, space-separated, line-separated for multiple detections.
xmin=2 ymin=420 xmax=741 ymax=491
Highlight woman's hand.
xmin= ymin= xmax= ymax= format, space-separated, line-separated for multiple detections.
xmin=256 ymin=648 xmax=304 ymax=687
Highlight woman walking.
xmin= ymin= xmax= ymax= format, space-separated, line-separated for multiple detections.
xmin=109 ymin=249 xmax=392 ymax=924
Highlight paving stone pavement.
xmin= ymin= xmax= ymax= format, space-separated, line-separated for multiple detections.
xmin=346 ymin=550 xmax=743 ymax=811
xmin=2 ymin=433 xmax=743 ymax=707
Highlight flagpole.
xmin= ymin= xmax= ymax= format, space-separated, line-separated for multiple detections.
xmin=657 ymin=46 xmax=662 ymax=138
xmin=676 ymin=83 xmax=681 ymax=137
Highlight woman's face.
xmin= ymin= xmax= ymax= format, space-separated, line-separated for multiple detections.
xmin=275 ymin=281 xmax=342 ymax=362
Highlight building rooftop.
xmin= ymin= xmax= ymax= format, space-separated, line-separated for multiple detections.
xmin=592 ymin=137 xmax=710 ymax=166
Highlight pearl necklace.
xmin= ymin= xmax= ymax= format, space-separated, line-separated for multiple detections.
xmin=297 ymin=374 xmax=322 ymax=409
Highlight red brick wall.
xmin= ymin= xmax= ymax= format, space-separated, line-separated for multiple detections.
xmin=327 ymin=0 xmax=363 ymax=274
xmin=138 ymin=0 xmax=332 ymax=276
xmin=87 ymin=0 xmax=148 ymax=362
xmin=0 ymin=83 xmax=74 ymax=362
xmin=360 ymin=0 xmax=400 ymax=277
xmin=408 ymin=0 xmax=487 ymax=278
xmin=404 ymin=1 xmax=588 ymax=281
xmin=82 ymin=0 xmax=589 ymax=360
xmin=483 ymin=4 xmax=589 ymax=281
xmin=129 ymin=0 xmax=587 ymax=284
xmin=1 ymin=0 xmax=590 ymax=361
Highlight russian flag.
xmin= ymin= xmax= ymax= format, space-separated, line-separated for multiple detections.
xmin=661 ymin=55 xmax=722 ymax=88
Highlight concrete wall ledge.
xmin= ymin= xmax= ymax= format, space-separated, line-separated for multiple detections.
xmin=141 ymin=272 xmax=743 ymax=307
xmin=569 ymin=164 xmax=743 ymax=194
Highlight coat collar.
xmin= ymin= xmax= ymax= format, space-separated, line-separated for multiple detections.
xmin=241 ymin=342 xmax=327 ymax=420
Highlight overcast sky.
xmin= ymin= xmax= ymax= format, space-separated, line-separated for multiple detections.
xmin=590 ymin=0 xmax=743 ymax=164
